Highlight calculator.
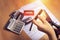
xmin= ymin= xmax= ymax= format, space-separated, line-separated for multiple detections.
xmin=7 ymin=18 xmax=25 ymax=34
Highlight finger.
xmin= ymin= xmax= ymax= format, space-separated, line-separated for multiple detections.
xmin=38 ymin=15 xmax=48 ymax=24
xmin=32 ymin=19 xmax=45 ymax=31
xmin=32 ymin=19 xmax=44 ymax=27
xmin=32 ymin=19 xmax=39 ymax=26
xmin=36 ymin=18 xmax=43 ymax=24
xmin=34 ymin=9 xmax=43 ymax=19
xmin=38 ymin=15 xmax=52 ymax=27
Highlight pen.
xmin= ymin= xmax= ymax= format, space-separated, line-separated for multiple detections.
xmin=29 ymin=9 xmax=43 ymax=31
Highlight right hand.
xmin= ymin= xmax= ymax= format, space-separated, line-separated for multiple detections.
xmin=32 ymin=15 xmax=55 ymax=34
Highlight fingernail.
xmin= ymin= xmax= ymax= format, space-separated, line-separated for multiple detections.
xmin=38 ymin=15 xmax=40 ymax=17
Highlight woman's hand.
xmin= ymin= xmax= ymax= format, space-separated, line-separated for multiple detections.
xmin=33 ymin=15 xmax=54 ymax=33
xmin=32 ymin=15 xmax=57 ymax=40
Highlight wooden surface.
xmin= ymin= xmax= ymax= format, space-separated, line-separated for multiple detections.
xmin=0 ymin=0 xmax=35 ymax=40
xmin=0 ymin=0 xmax=60 ymax=40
